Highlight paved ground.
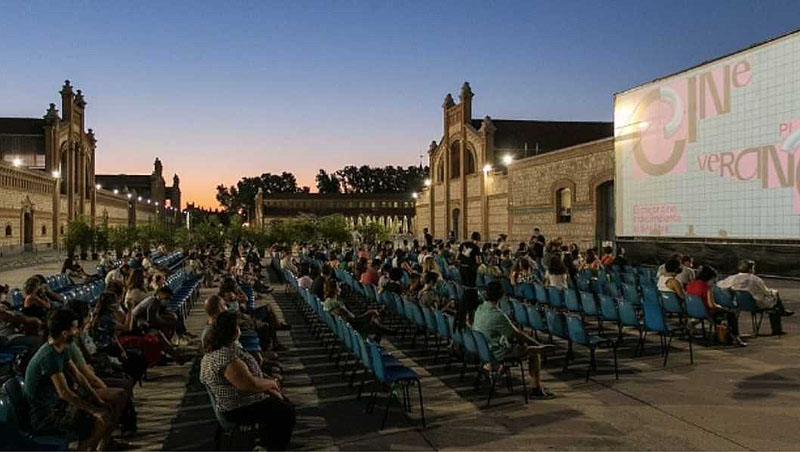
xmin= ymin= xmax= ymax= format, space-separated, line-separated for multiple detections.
xmin=5 ymin=260 xmax=800 ymax=450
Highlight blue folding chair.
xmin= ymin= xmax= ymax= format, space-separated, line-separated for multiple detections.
xmin=366 ymin=340 xmax=426 ymax=428
xmin=734 ymin=291 xmax=768 ymax=336
xmin=641 ymin=295 xmax=693 ymax=366
xmin=471 ymin=329 xmax=528 ymax=406
xmin=564 ymin=288 xmax=582 ymax=312
xmin=565 ymin=315 xmax=618 ymax=382
xmin=547 ymin=286 xmax=566 ymax=310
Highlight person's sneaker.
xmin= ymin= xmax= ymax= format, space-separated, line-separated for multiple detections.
xmin=529 ymin=387 xmax=554 ymax=400
xmin=781 ymin=309 xmax=794 ymax=317
xmin=733 ymin=336 xmax=748 ymax=347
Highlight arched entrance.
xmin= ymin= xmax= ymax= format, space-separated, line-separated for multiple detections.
xmin=451 ymin=208 xmax=460 ymax=241
xmin=595 ymin=181 xmax=615 ymax=247
xmin=23 ymin=211 xmax=34 ymax=251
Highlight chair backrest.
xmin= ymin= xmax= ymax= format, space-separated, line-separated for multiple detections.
xmin=471 ymin=329 xmax=496 ymax=365
xmin=617 ymin=300 xmax=640 ymax=327
xmin=565 ymin=288 xmax=582 ymax=312
xmin=512 ymin=300 xmax=530 ymax=328
xmin=498 ymin=297 xmax=513 ymax=317
xmin=367 ymin=340 xmax=387 ymax=382
xmin=734 ymin=290 xmax=759 ymax=311
xmin=421 ymin=304 xmax=438 ymax=331
xmin=547 ymin=286 xmax=565 ymax=309
xmin=660 ymin=291 xmax=684 ymax=314
xmin=642 ymin=295 xmax=668 ymax=332
xmin=445 ymin=313 xmax=463 ymax=345
xmin=527 ymin=306 xmax=547 ymax=331
xmin=579 ymin=291 xmax=599 ymax=316
xmin=623 ymin=283 xmax=641 ymax=305
xmin=544 ymin=309 xmax=568 ymax=339
xmin=713 ymin=285 xmax=735 ymax=309
xmin=500 ymin=277 xmax=515 ymax=297
xmin=685 ymin=294 xmax=710 ymax=320
xmin=642 ymin=285 xmax=660 ymax=306
xmin=434 ymin=310 xmax=450 ymax=339
xmin=461 ymin=327 xmax=477 ymax=354
xmin=534 ymin=283 xmax=549 ymax=305
xmin=598 ymin=294 xmax=619 ymax=321
xmin=565 ymin=315 xmax=590 ymax=345
xmin=2 ymin=377 xmax=30 ymax=432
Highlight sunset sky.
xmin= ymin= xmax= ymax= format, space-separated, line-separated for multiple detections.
xmin=2 ymin=1 xmax=798 ymax=208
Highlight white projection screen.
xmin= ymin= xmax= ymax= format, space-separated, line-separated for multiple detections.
xmin=614 ymin=30 xmax=800 ymax=240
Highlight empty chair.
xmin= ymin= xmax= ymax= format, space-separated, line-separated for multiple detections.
xmin=579 ymin=291 xmax=600 ymax=317
xmin=512 ymin=300 xmax=531 ymax=329
xmin=641 ymin=294 xmax=693 ymax=366
xmin=565 ymin=315 xmax=618 ymax=382
xmin=366 ymin=340 xmax=426 ymax=429
xmin=622 ymin=283 xmax=641 ymax=306
xmin=564 ymin=288 xmax=582 ymax=312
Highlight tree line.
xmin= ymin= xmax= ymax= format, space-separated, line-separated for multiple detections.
xmin=216 ymin=165 xmax=429 ymax=212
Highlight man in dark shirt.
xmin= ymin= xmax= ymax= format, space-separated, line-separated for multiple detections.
xmin=531 ymin=228 xmax=545 ymax=260
xmin=458 ymin=232 xmax=483 ymax=287
xmin=25 ymin=309 xmax=115 ymax=450
xmin=423 ymin=228 xmax=433 ymax=248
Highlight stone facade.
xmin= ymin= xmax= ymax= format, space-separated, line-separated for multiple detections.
xmin=0 ymin=81 xmax=180 ymax=253
xmin=255 ymin=191 xmax=416 ymax=234
xmin=416 ymin=83 xmax=614 ymax=248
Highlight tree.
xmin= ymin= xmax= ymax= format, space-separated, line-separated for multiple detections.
xmin=317 ymin=214 xmax=350 ymax=244
xmin=63 ymin=217 xmax=93 ymax=258
xmin=357 ymin=221 xmax=389 ymax=244
xmin=334 ymin=165 xmax=429 ymax=194
xmin=216 ymin=172 xmax=303 ymax=212
xmin=315 ymin=169 xmax=341 ymax=194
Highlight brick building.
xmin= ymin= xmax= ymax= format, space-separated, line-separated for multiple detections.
xmin=0 ymin=81 xmax=178 ymax=252
xmin=96 ymin=158 xmax=182 ymax=209
xmin=254 ymin=191 xmax=416 ymax=234
xmin=415 ymin=83 xmax=615 ymax=249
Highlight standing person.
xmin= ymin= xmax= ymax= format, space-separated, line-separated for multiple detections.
xmin=25 ymin=309 xmax=114 ymax=451
xmin=473 ymin=282 xmax=552 ymax=399
xmin=530 ymin=228 xmax=545 ymax=260
xmin=200 ymin=312 xmax=295 ymax=450
xmin=423 ymin=228 xmax=434 ymax=248
xmin=458 ymin=232 xmax=482 ymax=287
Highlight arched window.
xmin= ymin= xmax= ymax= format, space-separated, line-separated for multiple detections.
xmin=41 ymin=225 xmax=47 ymax=236
xmin=436 ymin=158 xmax=445 ymax=182
xmin=556 ymin=188 xmax=572 ymax=223
xmin=449 ymin=142 xmax=461 ymax=179
xmin=4 ymin=225 xmax=11 ymax=237
xmin=60 ymin=225 xmax=65 ymax=235
xmin=465 ymin=146 xmax=476 ymax=175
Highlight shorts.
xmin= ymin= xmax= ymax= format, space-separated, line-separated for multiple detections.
xmin=32 ymin=400 xmax=95 ymax=440
xmin=496 ymin=344 xmax=531 ymax=362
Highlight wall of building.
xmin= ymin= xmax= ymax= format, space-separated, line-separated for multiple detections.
xmin=0 ymin=163 xmax=57 ymax=250
xmin=416 ymin=138 xmax=614 ymax=248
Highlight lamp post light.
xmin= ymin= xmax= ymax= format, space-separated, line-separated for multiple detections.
xmin=12 ymin=158 xmax=22 ymax=167
xmin=502 ymin=154 xmax=513 ymax=165
xmin=483 ymin=164 xmax=493 ymax=173
xmin=424 ymin=179 xmax=432 ymax=187
xmin=51 ymin=170 xmax=61 ymax=178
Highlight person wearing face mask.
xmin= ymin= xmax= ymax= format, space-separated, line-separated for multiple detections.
xmin=25 ymin=309 xmax=117 ymax=451
xmin=201 ymin=312 xmax=295 ymax=450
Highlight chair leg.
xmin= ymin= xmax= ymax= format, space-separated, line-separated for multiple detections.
xmin=357 ymin=370 xmax=367 ymax=400
xmin=688 ymin=328 xmax=694 ymax=365
xmin=586 ymin=346 xmax=595 ymax=382
xmin=519 ymin=361 xmax=528 ymax=404
xmin=381 ymin=384 xmax=395 ymax=429
xmin=663 ymin=334 xmax=672 ymax=367
xmin=486 ymin=373 xmax=497 ymax=406
xmin=416 ymin=380 xmax=426 ymax=428
xmin=612 ymin=344 xmax=619 ymax=380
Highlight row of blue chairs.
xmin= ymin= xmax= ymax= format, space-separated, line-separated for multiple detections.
xmin=287 ymin=269 xmax=425 ymax=429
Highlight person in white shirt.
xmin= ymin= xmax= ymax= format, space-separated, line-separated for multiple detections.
xmin=675 ymin=255 xmax=696 ymax=286
xmin=717 ymin=260 xmax=793 ymax=316
xmin=104 ymin=264 xmax=130 ymax=286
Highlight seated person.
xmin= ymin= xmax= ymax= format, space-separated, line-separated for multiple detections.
xmin=473 ymin=282 xmax=553 ymax=399
xmin=201 ymin=295 xmax=227 ymax=351
xmin=25 ymin=309 xmax=115 ymax=451
xmin=0 ymin=300 xmax=42 ymax=352
xmin=23 ymin=277 xmax=51 ymax=319
xmin=686 ymin=266 xmax=746 ymax=346
xmin=297 ymin=263 xmax=314 ymax=289
xmin=599 ymin=246 xmax=615 ymax=267
xmin=676 ymin=255 xmax=696 ymax=286
xmin=718 ymin=260 xmax=793 ymax=316
xmin=322 ymin=280 xmax=391 ymax=339
xmin=510 ymin=259 xmax=536 ymax=286
xmin=200 ymin=312 xmax=295 ymax=450
xmin=104 ymin=263 xmax=130 ymax=287
xmin=33 ymin=274 xmax=65 ymax=306
xmin=124 ymin=269 xmax=149 ymax=313
xmin=381 ymin=267 xmax=405 ymax=295
xmin=478 ymin=252 xmax=505 ymax=278
xmin=132 ymin=287 xmax=177 ymax=336
xmin=544 ymin=256 xmax=570 ymax=290
xmin=657 ymin=258 xmax=685 ymax=299
xmin=360 ymin=258 xmax=381 ymax=286
xmin=62 ymin=255 xmax=90 ymax=284
xmin=406 ymin=272 xmax=423 ymax=295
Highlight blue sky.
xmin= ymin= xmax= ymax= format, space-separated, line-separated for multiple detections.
xmin=1 ymin=0 xmax=798 ymax=206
